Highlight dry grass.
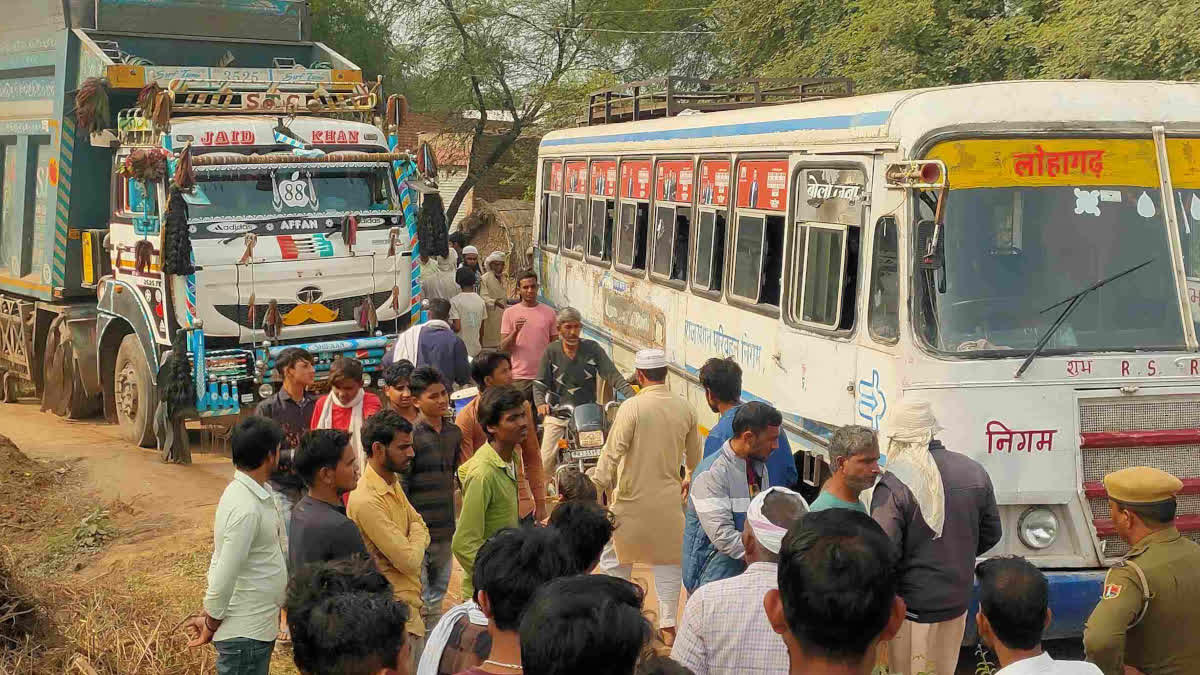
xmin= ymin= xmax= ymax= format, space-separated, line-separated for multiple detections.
xmin=0 ymin=434 xmax=303 ymax=674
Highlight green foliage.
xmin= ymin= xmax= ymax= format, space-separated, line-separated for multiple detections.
xmin=713 ymin=0 xmax=1200 ymax=93
xmin=72 ymin=508 xmax=114 ymax=552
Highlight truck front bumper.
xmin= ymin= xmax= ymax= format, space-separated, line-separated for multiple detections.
xmin=963 ymin=569 xmax=1105 ymax=643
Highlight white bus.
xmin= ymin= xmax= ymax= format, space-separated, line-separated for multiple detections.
xmin=534 ymin=79 xmax=1200 ymax=637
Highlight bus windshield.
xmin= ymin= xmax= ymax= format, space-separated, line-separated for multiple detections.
xmin=189 ymin=166 xmax=398 ymax=222
xmin=914 ymin=138 xmax=1187 ymax=356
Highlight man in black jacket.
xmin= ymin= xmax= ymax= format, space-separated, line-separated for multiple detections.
xmin=870 ymin=401 xmax=1002 ymax=675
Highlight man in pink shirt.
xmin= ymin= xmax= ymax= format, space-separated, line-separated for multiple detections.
xmin=500 ymin=271 xmax=557 ymax=404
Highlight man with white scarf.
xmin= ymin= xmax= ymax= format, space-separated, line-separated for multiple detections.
xmin=311 ymin=357 xmax=382 ymax=470
xmin=673 ymin=486 xmax=808 ymax=675
xmin=870 ymin=400 xmax=1002 ymax=675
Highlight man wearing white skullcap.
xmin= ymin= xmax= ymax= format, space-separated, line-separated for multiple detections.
xmin=873 ymin=399 xmax=1002 ymax=675
xmin=479 ymin=251 xmax=510 ymax=348
xmin=592 ymin=348 xmax=700 ymax=645
xmin=673 ymin=487 xmax=808 ymax=675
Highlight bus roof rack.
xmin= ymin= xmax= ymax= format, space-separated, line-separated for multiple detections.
xmin=580 ymin=76 xmax=855 ymax=126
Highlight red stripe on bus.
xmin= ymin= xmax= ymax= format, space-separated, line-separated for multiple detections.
xmin=1084 ymin=478 xmax=1200 ymax=500
xmin=1080 ymin=428 xmax=1200 ymax=449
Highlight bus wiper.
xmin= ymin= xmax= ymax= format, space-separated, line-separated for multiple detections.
xmin=1013 ymin=258 xmax=1155 ymax=379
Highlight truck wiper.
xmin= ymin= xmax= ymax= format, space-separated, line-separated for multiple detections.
xmin=1013 ymin=258 xmax=1155 ymax=379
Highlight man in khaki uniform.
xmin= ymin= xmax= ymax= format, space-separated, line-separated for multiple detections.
xmin=591 ymin=348 xmax=701 ymax=645
xmin=1083 ymin=466 xmax=1200 ymax=675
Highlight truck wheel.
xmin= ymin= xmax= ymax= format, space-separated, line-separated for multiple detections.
xmin=114 ymin=334 xmax=156 ymax=448
xmin=41 ymin=316 xmax=101 ymax=419
xmin=1 ymin=370 xmax=18 ymax=403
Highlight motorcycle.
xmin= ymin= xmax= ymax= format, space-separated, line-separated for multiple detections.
xmin=548 ymin=395 xmax=620 ymax=480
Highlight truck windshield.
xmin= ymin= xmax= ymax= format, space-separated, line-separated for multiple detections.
xmin=914 ymin=138 xmax=1187 ymax=356
xmin=189 ymin=166 xmax=398 ymax=221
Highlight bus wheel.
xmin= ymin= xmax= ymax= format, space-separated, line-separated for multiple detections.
xmin=114 ymin=334 xmax=156 ymax=448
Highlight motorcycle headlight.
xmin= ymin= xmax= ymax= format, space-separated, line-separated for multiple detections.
xmin=1018 ymin=507 xmax=1059 ymax=550
xmin=363 ymin=373 xmax=373 ymax=387
xmin=258 ymin=383 xmax=275 ymax=399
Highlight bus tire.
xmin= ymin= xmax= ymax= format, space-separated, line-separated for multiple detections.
xmin=114 ymin=334 xmax=156 ymax=448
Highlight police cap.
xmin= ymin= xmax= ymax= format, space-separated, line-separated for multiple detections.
xmin=1104 ymin=466 xmax=1183 ymax=505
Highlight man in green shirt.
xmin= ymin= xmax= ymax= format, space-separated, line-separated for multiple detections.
xmin=453 ymin=385 xmax=524 ymax=597
xmin=809 ymin=425 xmax=880 ymax=514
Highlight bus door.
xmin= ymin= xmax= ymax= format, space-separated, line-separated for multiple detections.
xmin=777 ymin=158 xmax=877 ymax=433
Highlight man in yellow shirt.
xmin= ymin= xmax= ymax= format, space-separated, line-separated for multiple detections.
xmin=348 ymin=409 xmax=431 ymax=668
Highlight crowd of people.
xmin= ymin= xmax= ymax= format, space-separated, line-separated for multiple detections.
xmin=184 ymin=248 xmax=1200 ymax=675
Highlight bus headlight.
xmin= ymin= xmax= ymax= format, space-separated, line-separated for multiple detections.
xmin=1018 ymin=507 xmax=1059 ymax=550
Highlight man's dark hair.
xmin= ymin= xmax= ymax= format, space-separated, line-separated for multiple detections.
xmin=408 ymin=365 xmax=444 ymax=398
xmin=456 ymin=266 xmax=477 ymax=288
xmin=975 ymin=556 xmax=1048 ymax=651
xmin=732 ymin=401 xmax=783 ymax=436
xmin=777 ymin=508 xmax=897 ymax=664
xmin=556 ymin=466 xmax=597 ymax=502
xmin=381 ymin=359 xmax=414 ymax=387
xmin=699 ymin=357 xmax=741 ymax=405
xmin=479 ymin=385 xmax=526 ymax=437
xmin=472 ymin=350 xmax=512 ymax=390
xmin=520 ymin=575 xmax=651 ymax=675
xmin=428 ymin=297 xmax=452 ymax=321
xmin=287 ymin=558 xmax=408 ymax=675
xmin=275 ymin=347 xmax=314 ymax=378
xmin=549 ymin=501 xmax=616 ymax=574
xmin=295 ymin=429 xmax=351 ymax=487
xmin=361 ymin=409 xmax=413 ymax=458
xmin=449 ymin=231 xmax=468 ymax=248
xmin=1116 ymin=498 xmax=1177 ymax=525
xmin=231 ymin=415 xmax=283 ymax=471
xmin=473 ymin=526 xmax=574 ymax=631
xmin=516 ymin=270 xmax=538 ymax=286
xmin=328 ymin=357 xmax=364 ymax=386
xmin=638 ymin=366 xmax=668 ymax=383
xmin=636 ymin=655 xmax=694 ymax=675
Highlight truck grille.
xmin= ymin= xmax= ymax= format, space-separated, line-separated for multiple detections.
xmin=214 ymin=291 xmax=394 ymax=329
xmin=1080 ymin=394 xmax=1200 ymax=560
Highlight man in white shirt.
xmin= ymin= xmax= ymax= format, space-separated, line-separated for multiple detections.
xmin=450 ymin=267 xmax=487 ymax=359
xmin=976 ymin=556 xmax=1102 ymax=675
xmin=184 ymin=416 xmax=288 ymax=675
xmin=673 ymin=486 xmax=807 ymax=675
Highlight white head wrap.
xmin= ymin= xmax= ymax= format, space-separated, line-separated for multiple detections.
xmin=885 ymin=399 xmax=946 ymax=538
xmin=746 ymin=486 xmax=808 ymax=554
xmin=485 ymin=251 xmax=506 ymax=265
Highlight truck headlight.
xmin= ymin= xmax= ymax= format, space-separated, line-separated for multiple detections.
xmin=1018 ymin=507 xmax=1059 ymax=550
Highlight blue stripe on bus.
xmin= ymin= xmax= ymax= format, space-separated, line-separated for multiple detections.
xmin=540 ymin=110 xmax=892 ymax=147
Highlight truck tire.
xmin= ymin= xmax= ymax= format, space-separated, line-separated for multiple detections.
xmin=41 ymin=316 xmax=101 ymax=419
xmin=113 ymin=334 xmax=156 ymax=448
xmin=1 ymin=370 xmax=18 ymax=403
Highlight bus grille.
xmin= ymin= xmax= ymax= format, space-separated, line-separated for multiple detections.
xmin=1079 ymin=395 xmax=1200 ymax=561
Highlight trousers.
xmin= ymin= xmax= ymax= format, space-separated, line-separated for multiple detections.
xmin=603 ymin=561 xmax=683 ymax=628
xmin=886 ymin=612 xmax=967 ymax=675
xmin=540 ymin=415 xmax=569 ymax=476
xmin=214 ymin=637 xmax=274 ymax=675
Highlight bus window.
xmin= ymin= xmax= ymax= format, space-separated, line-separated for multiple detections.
xmin=651 ymin=205 xmax=691 ymax=282
xmin=732 ymin=158 xmax=788 ymax=306
xmin=868 ymin=216 xmax=900 ymax=343
xmin=788 ymin=167 xmax=867 ymax=330
xmin=617 ymin=159 xmax=652 ymax=271
xmin=732 ymin=213 xmax=784 ymax=305
xmin=541 ymin=160 xmax=562 ymax=248
xmin=563 ymin=161 xmax=587 ymax=255
xmin=589 ymin=198 xmax=614 ymax=261
xmin=588 ymin=159 xmax=617 ymax=262
xmin=693 ymin=209 xmax=726 ymax=292
xmin=564 ymin=195 xmax=587 ymax=254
